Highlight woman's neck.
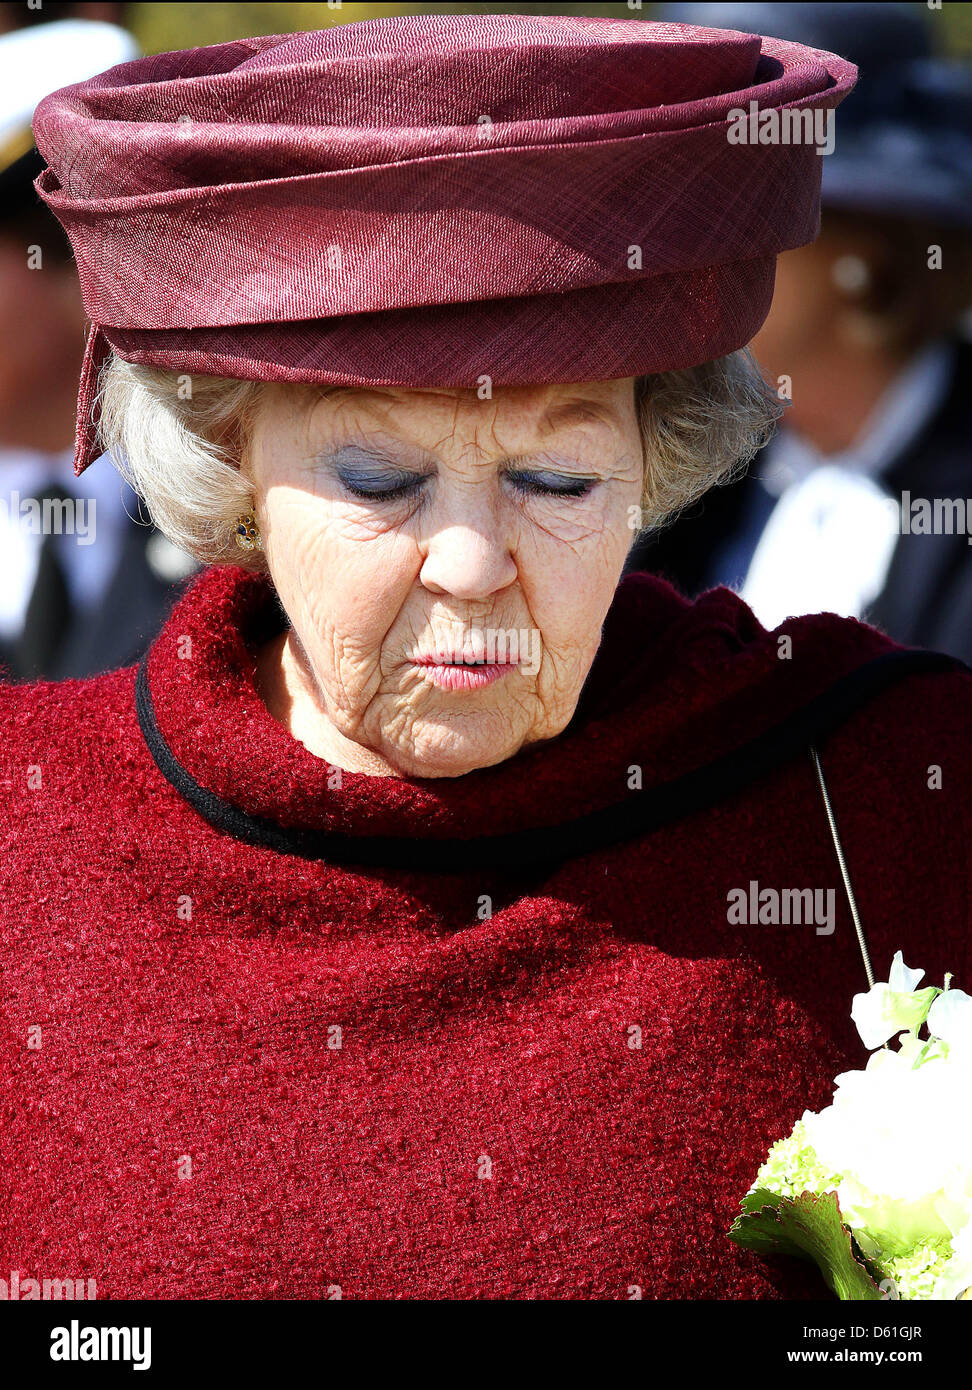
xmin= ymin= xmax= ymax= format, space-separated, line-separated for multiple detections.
xmin=779 ymin=345 xmax=909 ymax=456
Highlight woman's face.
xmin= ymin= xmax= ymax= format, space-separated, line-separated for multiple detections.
xmin=245 ymin=379 xmax=644 ymax=778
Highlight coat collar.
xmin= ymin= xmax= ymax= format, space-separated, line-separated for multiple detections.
xmin=136 ymin=564 xmax=958 ymax=867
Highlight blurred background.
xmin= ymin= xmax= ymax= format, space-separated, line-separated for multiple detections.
xmin=16 ymin=1 xmax=971 ymax=54
xmin=1 ymin=1 xmax=970 ymax=680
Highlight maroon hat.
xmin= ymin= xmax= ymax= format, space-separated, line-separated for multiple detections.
xmin=31 ymin=12 xmax=856 ymax=475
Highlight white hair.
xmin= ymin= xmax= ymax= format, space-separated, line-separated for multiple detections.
xmin=96 ymin=349 xmax=782 ymax=568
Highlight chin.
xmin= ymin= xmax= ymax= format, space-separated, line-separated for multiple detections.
xmin=390 ymin=723 xmax=527 ymax=779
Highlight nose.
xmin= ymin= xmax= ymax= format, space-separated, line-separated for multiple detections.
xmin=419 ymin=523 xmax=518 ymax=600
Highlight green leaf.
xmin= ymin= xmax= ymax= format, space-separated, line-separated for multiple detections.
xmin=729 ymin=1188 xmax=808 ymax=1259
xmin=729 ymin=1189 xmax=885 ymax=1300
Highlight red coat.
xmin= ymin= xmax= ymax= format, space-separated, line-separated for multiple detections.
xmin=1 ymin=565 xmax=969 ymax=1299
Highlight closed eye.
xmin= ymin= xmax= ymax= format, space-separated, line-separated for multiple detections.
xmin=333 ymin=446 xmax=430 ymax=501
xmin=330 ymin=446 xmax=597 ymax=502
xmin=505 ymin=467 xmax=597 ymax=499
xmin=338 ymin=472 xmax=427 ymax=502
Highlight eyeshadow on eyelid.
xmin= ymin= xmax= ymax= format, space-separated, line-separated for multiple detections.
xmin=329 ymin=444 xmax=392 ymax=466
xmin=322 ymin=443 xmax=607 ymax=479
xmin=328 ymin=442 xmax=430 ymax=472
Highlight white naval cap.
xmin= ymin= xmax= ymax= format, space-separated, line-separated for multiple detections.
xmin=0 ymin=18 xmax=139 ymax=166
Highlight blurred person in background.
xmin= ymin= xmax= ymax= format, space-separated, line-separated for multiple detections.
xmin=0 ymin=10 xmax=197 ymax=683
xmin=630 ymin=2 xmax=972 ymax=664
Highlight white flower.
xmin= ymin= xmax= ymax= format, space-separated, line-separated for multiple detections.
xmin=738 ymin=953 xmax=972 ymax=1296
xmin=799 ymin=1004 xmax=972 ymax=1260
xmin=850 ymin=951 xmax=939 ymax=1049
xmin=928 ymin=988 xmax=972 ymax=1056
xmin=890 ymin=952 xmax=926 ymax=994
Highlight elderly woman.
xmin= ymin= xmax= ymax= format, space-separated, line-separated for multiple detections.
xmin=1 ymin=13 xmax=969 ymax=1302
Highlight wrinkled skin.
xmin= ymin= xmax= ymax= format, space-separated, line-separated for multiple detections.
xmin=244 ymin=379 xmax=644 ymax=778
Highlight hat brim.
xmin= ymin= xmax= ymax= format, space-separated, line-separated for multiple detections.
xmin=100 ymin=256 xmax=778 ymax=391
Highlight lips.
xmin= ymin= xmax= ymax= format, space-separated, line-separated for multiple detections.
xmin=411 ymin=653 xmax=512 ymax=668
xmin=409 ymin=654 xmax=517 ymax=692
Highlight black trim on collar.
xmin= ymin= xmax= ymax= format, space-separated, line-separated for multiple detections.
xmin=135 ymin=649 xmax=963 ymax=873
